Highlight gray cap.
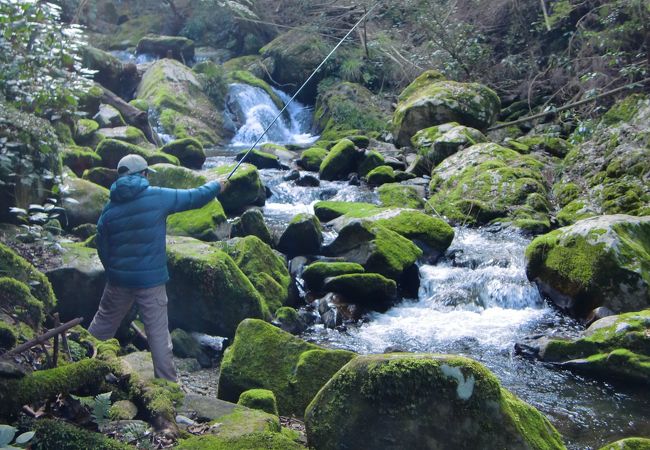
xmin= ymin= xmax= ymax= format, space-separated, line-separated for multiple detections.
xmin=116 ymin=154 xmax=156 ymax=176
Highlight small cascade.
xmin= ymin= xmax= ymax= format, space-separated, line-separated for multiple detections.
xmin=227 ymin=83 xmax=317 ymax=146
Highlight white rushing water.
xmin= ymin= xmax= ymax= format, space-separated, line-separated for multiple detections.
xmin=228 ymin=83 xmax=318 ymax=147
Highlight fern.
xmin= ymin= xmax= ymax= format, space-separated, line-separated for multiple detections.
xmin=92 ymin=392 xmax=112 ymax=427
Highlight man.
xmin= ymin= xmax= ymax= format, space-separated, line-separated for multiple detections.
xmin=89 ymin=154 xmax=229 ymax=381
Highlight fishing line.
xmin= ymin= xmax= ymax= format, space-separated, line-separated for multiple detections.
xmin=226 ymin=1 xmax=380 ymax=180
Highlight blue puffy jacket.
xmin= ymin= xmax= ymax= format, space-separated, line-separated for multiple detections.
xmin=96 ymin=174 xmax=221 ymax=288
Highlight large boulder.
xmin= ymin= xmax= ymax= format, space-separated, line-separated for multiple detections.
xmin=305 ymin=354 xmax=565 ymax=450
xmin=366 ymin=165 xmax=396 ymax=186
xmin=96 ymin=126 xmax=151 ymax=148
xmin=555 ymin=94 xmax=650 ymax=225
xmin=323 ymin=220 xmax=422 ymax=281
xmin=60 ymin=175 xmax=110 ymax=228
xmin=428 ymin=143 xmax=551 ymax=232
xmin=378 ymin=183 xmax=424 ymax=209
xmin=411 ymin=122 xmax=487 ymax=171
xmin=322 ymin=273 xmax=397 ymax=307
xmin=235 ymin=149 xmax=281 ymax=170
xmin=230 ymin=209 xmax=273 ymax=245
xmin=166 ymin=237 xmax=267 ymax=337
xmin=218 ymin=319 xmax=356 ymax=416
xmin=314 ymin=81 xmax=389 ymax=140
xmin=93 ymin=104 xmax=126 ymax=128
xmin=302 ymin=262 xmax=366 ymax=292
xmin=209 ymin=163 xmax=266 ymax=214
xmin=319 ymin=139 xmax=359 ymax=181
xmin=526 ymin=215 xmax=650 ymax=318
xmin=535 ymin=309 xmax=650 ymax=385
xmin=598 ymin=438 xmax=650 ymax=450
xmin=277 ymin=213 xmax=323 ymax=258
xmin=62 ymin=146 xmax=102 ymax=177
xmin=95 ymin=139 xmax=156 ymax=169
xmin=393 ymin=71 xmax=500 ymax=147
xmin=214 ymin=236 xmax=291 ymax=314
xmin=0 ymin=102 xmax=62 ymax=222
xmin=148 ymin=163 xmax=207 ymax=189
xmin=297 ymin=147 xmax=328 ymax=171
xmin=136 ymin=35 xmax=195 ymax=63
xmin=135 ymin=59 xmax=233 ymax=146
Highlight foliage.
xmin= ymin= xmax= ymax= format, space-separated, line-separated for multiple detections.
xmin=0 ymin=0 xmax=92 ymax=116
xmin=0 ymin=424 xmax=34 ymax=449
xmin=71 ymin=392 xmax=113 ymax=428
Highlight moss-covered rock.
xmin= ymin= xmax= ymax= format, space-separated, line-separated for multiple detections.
xmin=148 ymin=163 xmax=207 ymax=189
xmin=96 ymin=126 xmax=151 ymax=148
xmin=108 ymin=400 xmax=139 ymax=420
xmin=238 ymin=389 xmax=279 ymax=416
xmin=177 ymin=431 xmax=303 ymax=450
xmin=273 ymin=306 xmax=305 ymax=335
xmin=0 ymin=243 xmax=56 ymax=312
xmin=74 ymin=118 xmax=100 ymax=146
xmin=427 ymin=143 xmax=551 ymax=229
xmin=31 ymin=418 xmax=133 ymax=450
xmin=95 ymin=138 xmax=153 ymax=169
xmin=166 ymin=236 xmax=269 ymax=338
xmin=129 ymin=98 xmax=149 ymax=112
xmin=322 ymin=273 xmax=397 ymax=307
xmin=302 ymin=262 xmax=366 ymax=292
xmin=297 ymin=147 xmax=328 ymax=171
xmin=598 ymin=437 xmax=650 ymax=450
xmin=377 ymin=183 xmax=424 ymax=209
xmin=277 ymin=213 xmax=323 ymax=258
xmin=218 ymin=319 xmax=356 ymax=416
xmin=374 ymin=210 xmax=455 ymax=258
xmin=82 ymin=167 xmax=117 ymax=189
xmin=60 ymin=175 xmax=110 ymax=228
xmin=136 ymin=59 xmax=232 ymax=146
xmin=231 ymin=209 xmax=273 ymax=245
xmin=323 ymin=220 xmax=423 ymax=281
xmin=62 ymin=146 xmax=102 ymax=177
xmin=171 ymin=328 xmax=202 ymax=359
xmin=357 ymin=150 xmax=385 ymax=177
xmin=508 ymin=135 xmax=572 ymax=158
xmin=411 ymin=122 xmax=487 ymax=170
xmin=136 ymin=35 xmax=195 ymax=62
xmin=214 ymin=236 xmax=291 ymax=315
xmin=313 ymin=201 xmax=385 ymax=222
xmin=319 ymin=139 xmax=359 ymax=181
xmin=209 ymin=163 xmax=265 ymax=214
xmin=0 ymin=321 xmax=17 ymax=351
xmin=314 ymin=81 xmax=389 ymax=139
xmin=235 ymin=149 xmax=281 ymax=170
xmin=0 ymin=102 xmax=62 ymax=222
xmin=366 ymin=165 xmax=395 ymax=186
xmin=93 ymin=104 xmax=126 ymax=128
xmin=305 ymin=353 xmax=565 ymax=450
xmin=167 ymin=200 xmax=229 ymax=242
xmin=525 ymin=215 xmax=650 ymax=318
xmin=161 ymin=138 xmax=206 ymax=170
xmin=393 ymin=76 xmax=500 ymax=147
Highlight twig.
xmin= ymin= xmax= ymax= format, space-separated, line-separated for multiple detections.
xmin=1 ymin=317 xmax=84 ymax=358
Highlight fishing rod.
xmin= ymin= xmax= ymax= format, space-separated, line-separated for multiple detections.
xmin=226 ymin=2 xmax=380 ymax=180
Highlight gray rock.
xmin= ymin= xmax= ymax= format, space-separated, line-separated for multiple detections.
xmin=93 ymin=104 xmax=126 ymax=128
xmin=277 ymin=213 xmax=323 ymax=257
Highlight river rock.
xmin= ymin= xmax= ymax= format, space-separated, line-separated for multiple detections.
xmin=0 ymin=102 xmax=62 ymax=222
xmin=235 ymin=149 xmax=281 ymax=170
xmin=277 ymin=213 xmax=323 ymax=258
xmin=209 ymin=163 xmax=266 ymax=214
xmin=507 ymin=134 xmax=572 ymax=158
xmin=314 ymin=81 xmax=390 ymax=140
xmin=60 ymin=175 xmax=110 ymax=228
xmin=96 ymin=126 xmax=151 ymax=148
xmin=411 ymin=122 xmax=487 ymax=171
xmin=95 ymin=139 xmax=153 ymax=169
xmin=598 ymin=438 xmax=650 ymax=450
xmin=295 ymin=174 xmax=320 ymax=187
xmin=74 ymin=119 xmax=100 ymax=146
xmin=136 ymin=35 xmax=195 ymax=62
xmin=323 ymin=220 xmax=422 ymax=281
xmin=358 ymin=150 xmax=385 ymax=177
xmin=322 ymin=273 xmax=397 ymax=307
xmin=538 ymin=309 xmax=650 ymax=385
xmin=297 ymin=147 xmax=328 ymax=171
xmin=237 ymin=389 xmax=279 ymax=416
xmin=313 ymin=201 xmax=384 ymax=223
xmin=554 ymin=94 xmax=650 ymax=226
xmin=46 ymin=243 xmax=106 ymax=327
xmin=62 ymin=146 xmax=102 ymax=177
xmin=214 ymin=236 xmax=291 ymax=314
xmin=526 ymin=215 xmax=650 ymax=318
xmin=319 ymin=139 xmax=359 ymax=181
xmin=217 ymin=318 xmax=356 ymax=416
xmin=230 ymin=209 xmax=273 ymax=245
xmin=166 ymin=236 xmax=267 ymax=337
xmin=82 ymin=167 xmax=117 ymax=189
xmin=393 ymin=70 xmax=500 ymax=147
xmin=170 ymin=328 xmax=202 ymax=359
xmin=366 ymin=165 xmax=396 ymax=186
xmin=136 ymin=59 xmax=232 ymax=146
xmin=273 ymin=306 xmax=307 ymax=335
xmin=93 ymin=103 xmax=126 ymax=128
xmin=378 ymin=183 xmax=424 ymax=209
xmin=428 ymin=142 xmax=551 ymax=232
xmin=302 ymin=262 xmax=366 ymax=292
xmin=305 ymin=353 xmax=565 ymax=450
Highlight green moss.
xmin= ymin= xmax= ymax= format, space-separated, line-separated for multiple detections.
xmin=62 ymin=146 xmax=101 ymax=177
xmin=319 ymin=138 xmax=358 ymax=181
xmin=323 ymin=273 xmax=397 ymax=305
xmin=99 ymin=14 xmax=164 ymax=49
xmin=210 ymin=163 xmax=264 ymax=214
xmin=0 ymin=359 xmax=111 ymax=418
xmin=274 ymin=306 xmax=299 ymax=323
xmin=375 ymin=211 xmax=455 ymax=253
xmin=235 ymin=149 xmax=280 ymax=170
xmin=231 ymin=209 xmax=273 ymax=245
xmin=397 ymin=70 xmax=446 ymax=101
xmin=298 ymin=147 xmax=328 ymax=171
xmin=167 ymin=200 xmax=227 ymax=241
xmin=74 ymin=119 xmax=99 ymax=143
xmin=602 ymin=94 xmax=647 ymax=126
xmin=0 ymin=243 xmax=56 ymax=312
xmin=552 ymin=182 xmax=580 ymax=207
xmin=302 ymin=262 xmax=365 ymax=291
xmin=556 ymin=200 xmax=595 ymax=226
xmin=598 ymin=437 xmax=650 ymax=450
xmin=147 ymin=152 xmax=180 ymax=166
xmin=177 ymin=431 xmax=304 ymax=450
xmin=129 ymin=99 xmax=149 ymax=112
xmin=161 ymin=138 xmax=206 ymax=170
xmin=0 ymin=277 xmax=44 ymax=329
xmin=95 ymin=138 xmax=153 ymax=169
xmin=514 ymin=135 xmax=572 ymax=158
xmin=148 ymin=163 xmax=207 ymax=189
xmin=0 ymin=321 xmax=17 ymax=350
xmin=218 ymin=319 xmax=355 ymax=417
xmin=378 ymin=183 xmax=425 ymax=209
xmin=238 ymin=389 xmax=279 ymax=416
xmin=313 ymin=201 xmax=385 ymax=222
xmin=171 ymin=328 xmax=201 ymax=359
xmin=366 ymin=165 xmax=395 ymax=186
xmin=108 ymin=399 xmax=138 ymax=420
xmin=358 ymin=150 xmax=384 ymax=177
xmin=31 ymin=419 xmax=133 ymax=450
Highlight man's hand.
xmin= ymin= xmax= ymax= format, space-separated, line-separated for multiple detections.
xmin=218 ymin=178 xmax=231 ymax=195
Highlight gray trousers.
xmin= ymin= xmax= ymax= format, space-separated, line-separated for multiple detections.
xmin=88 ymin=283 xmax=177 ymax=382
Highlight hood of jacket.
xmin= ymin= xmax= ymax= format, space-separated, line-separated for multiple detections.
xmin=110 ymin=174 xmax=150 ymax=203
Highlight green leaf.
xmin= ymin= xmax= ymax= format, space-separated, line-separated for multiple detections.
xmin=15 ymin=431 xmax=34 ymax=445
xmin=0 ymin=425 xmax=16 ymax=447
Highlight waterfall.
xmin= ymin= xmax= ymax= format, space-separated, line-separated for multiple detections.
xmin=227 ymin=83 xmax=317 ymax=147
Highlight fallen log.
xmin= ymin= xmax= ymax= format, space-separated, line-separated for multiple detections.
xmin=100 ymin=87 xmax=161 ymax=146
